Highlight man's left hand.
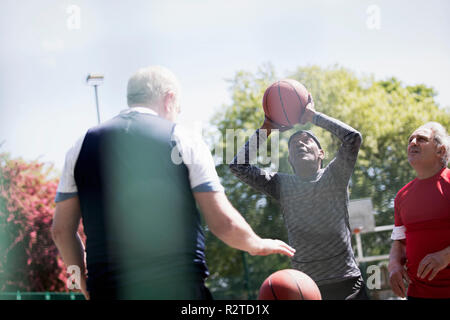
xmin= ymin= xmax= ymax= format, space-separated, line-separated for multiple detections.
xmin=417 ymin=248 xmax=450 ymax=281
xmin=299 ymin=93 xmax=317 ymax=125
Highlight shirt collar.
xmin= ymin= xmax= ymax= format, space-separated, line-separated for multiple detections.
xmin=120 ymin=106 xmax=159 ymax=117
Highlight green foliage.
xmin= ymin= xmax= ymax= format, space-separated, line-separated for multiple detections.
xmin=205 ymin=64 xmax=450 ymax=299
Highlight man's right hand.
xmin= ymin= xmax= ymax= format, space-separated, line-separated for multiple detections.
xmin=388 ymin=262 xmax=410 ymax=298
xmin=195 ymin=192 xmax=296 ymax=259
xmin=80 ymin=274 xmax=90 ymax=300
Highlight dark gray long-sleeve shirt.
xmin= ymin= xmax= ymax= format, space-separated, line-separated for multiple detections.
xmin=229 ymin=112 xmax=362 ymax=285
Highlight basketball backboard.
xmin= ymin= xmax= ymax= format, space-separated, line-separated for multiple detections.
xmin=348 ymin=198 xmax=376 ymax=234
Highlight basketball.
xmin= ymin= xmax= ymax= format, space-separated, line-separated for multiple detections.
xmin=258 ymin=269 xmax=322 ymax=300
xmin=262 ymin=79 xmax=309 ymax=127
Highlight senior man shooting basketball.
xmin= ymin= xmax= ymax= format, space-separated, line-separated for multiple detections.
xmin=230 ymin=85 xmax=368 ymax=300
xmin=51 ymin=66 xmax=294 ymax=300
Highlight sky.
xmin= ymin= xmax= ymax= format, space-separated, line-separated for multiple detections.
xmin=1 ymin=0 xmax=449 ymax=171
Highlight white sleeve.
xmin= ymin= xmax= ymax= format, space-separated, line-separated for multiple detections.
xmin=54 ymin=134 xmax=86 ymax=202
xmin=391 ymin=225 xmax=406 ymax=241
xmin=172 ymin=125 xmax=224 ymax=192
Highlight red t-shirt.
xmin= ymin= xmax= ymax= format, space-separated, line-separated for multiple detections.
xmin=394 ymin=167 xmax=450 ymax=298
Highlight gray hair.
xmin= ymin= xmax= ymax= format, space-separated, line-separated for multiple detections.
xmin=127 ymin=66 xmax=181 ymax=108
xmin=419 ymin=122 xmax=450 ymax=167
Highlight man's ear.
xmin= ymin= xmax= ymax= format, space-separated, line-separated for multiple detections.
xmin=163 ymin=91 xmax=176 ymax=112
xmin=318 ymin=149 xmax=325 ymax=160
xmin=436 ymin=144 xmax=446 ymax=161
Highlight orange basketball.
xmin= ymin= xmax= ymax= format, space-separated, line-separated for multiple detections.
xmin=258 ymin=269 xmax=321 ymax=300
xmin=262 ymin=79 xmax=309 ymax=127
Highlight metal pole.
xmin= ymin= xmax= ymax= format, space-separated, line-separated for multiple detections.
xmin=239 ymin=208 xmax=253 ymax=299
xmin=355 ymin=232 xmax=364 ymax=262
xmin=94 ymin=84 xmax=100 ymax=124
xmin=241 ymin=252 xmax=254 ymax=299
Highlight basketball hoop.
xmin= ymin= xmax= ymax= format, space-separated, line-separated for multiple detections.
xmin=348 ymin=198 xmax=375 ymax=234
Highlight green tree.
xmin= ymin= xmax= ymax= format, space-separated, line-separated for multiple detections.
xmin=204 ymin=64 xmax=450 ymax=299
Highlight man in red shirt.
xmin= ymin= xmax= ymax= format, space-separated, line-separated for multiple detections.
xmin=388 ymin=122 xmax=450 ymax=299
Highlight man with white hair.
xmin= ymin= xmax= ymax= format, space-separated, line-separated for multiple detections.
xmin=51 ymin=66 xmax=295 ymax=299
xmin=389 ymin=122 xmax=450 ymax=299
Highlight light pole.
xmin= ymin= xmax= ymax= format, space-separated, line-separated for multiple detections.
xmin=86 ymin=74 xmax=104 ymax=124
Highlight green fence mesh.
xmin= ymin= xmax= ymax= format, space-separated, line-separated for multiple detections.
xmin=0 ymin=292 xmax=85 ymax=300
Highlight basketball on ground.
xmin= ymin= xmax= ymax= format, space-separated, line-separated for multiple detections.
xmin=258 ymin=269 xmax=322 ymax=300
xmin=262 ymin=79 xmax=309 ymax=127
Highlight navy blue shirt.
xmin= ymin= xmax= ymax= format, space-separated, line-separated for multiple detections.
xmin=73 ymin=112 xmax=209 ymax=297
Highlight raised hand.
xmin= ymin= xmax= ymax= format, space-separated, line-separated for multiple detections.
xmin=261 ymin=116 xmax=292 ymax=133
xmin=299 ymin=93 xmax=317 ymax=125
